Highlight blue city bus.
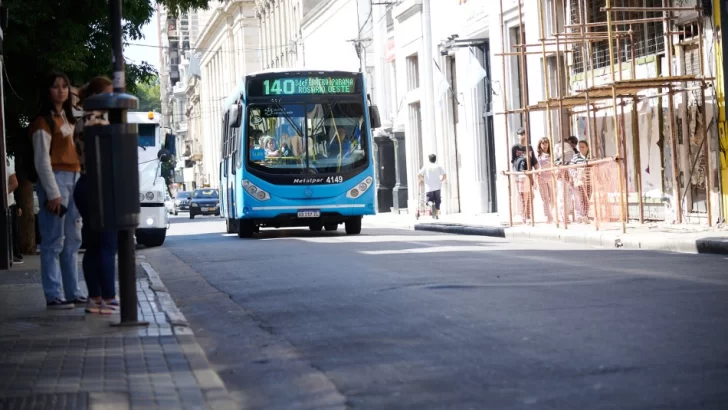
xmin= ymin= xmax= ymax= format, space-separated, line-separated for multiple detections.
xmin=219 ymin=69 xmax=381 ymax=238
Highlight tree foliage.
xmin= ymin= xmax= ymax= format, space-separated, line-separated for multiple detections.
xmin=3 ymin=0 xmax=213 ymax=154
xmin=3 ymin=0 xmax=213 ymax=253
xmin=137 ymin=77 xmax=162 ymax=112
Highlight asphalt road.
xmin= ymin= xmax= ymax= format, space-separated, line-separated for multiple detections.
xmin=142 ymin=214 xmax=728 ymax=410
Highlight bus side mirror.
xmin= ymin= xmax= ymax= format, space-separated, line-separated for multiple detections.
xmin=369 ymin=105 xmax=382 ymax=129
xmin=229 ymin=104 xmax=242 ymax=128
xmin=157 ymin=148 xmax=172 ymax=163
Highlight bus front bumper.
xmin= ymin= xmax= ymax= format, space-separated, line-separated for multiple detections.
xmin=138 ymin=205 xmax=169 ymax=230
xmin=242 ymin=204 xmax=374 ymax=227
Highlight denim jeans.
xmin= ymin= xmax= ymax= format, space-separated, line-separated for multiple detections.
xmin=37 ymin=171 xmax=83 ymax=302
xmin=74 ymin=174 xmax=117 ymax=299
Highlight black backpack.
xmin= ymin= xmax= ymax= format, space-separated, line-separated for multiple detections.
xmin=18 ymin=115 xmax=55 ymax=183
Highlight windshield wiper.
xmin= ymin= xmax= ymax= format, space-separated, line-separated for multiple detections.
xmin=272 ymin=100 xmax=306 ymax=140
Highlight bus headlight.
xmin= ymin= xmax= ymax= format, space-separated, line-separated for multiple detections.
xmin=242 ymin=179 xmax=270 ymax=201
xmin=145 ymin=192 xmax=155 ymax=201
xmin=346 ymin=176 xmax=374 ymax=199
xmin=139 ymin=193 xmax=145 ymax=201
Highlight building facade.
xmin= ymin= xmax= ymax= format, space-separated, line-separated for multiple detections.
xmin=490 ymin=0 xmax=724 ymax=226
xmin=196 ymin=0 xmax=261 ymax=188
xmin=255 ymin=0 xmax=316 ymax=69
xmin=388 ymin=0 xmax=493 ymax=215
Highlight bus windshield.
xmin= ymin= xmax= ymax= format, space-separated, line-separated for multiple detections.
xmin=139 ymin=124 xmax=156 ymax=147
xmin=139 ymin=159 xmax=163 ymax=190
xmin=246 ymin=102 xmax=367 ymax=175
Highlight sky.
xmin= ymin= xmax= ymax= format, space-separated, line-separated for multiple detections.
xmin=125 ymin=10 xmax=161 ymax=71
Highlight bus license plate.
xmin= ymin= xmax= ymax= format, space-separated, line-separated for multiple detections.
xmin=297 ymin=210 xmax=320 ymax=218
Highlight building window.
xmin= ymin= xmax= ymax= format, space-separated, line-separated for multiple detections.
xmin=388 ymin=60 xmax=398 ymax=120
xmin=409 ymin=102 xmax=423 ymax=163
xmin=570 ymin=0 xmax=665 ymax=74
xmin=386 ymin=6 xmax=394 ymax=31
xmin=406 ymin=54 xmax=420 ymax=91
xmin=509 ymin=25 xmax=526 ymax=129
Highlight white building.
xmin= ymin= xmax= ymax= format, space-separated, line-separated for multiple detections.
xmin=301 ymin=0 xmax=374 ymax=74
xmin=196 ymin=0 xmax=261 ymax=188
xmin=255 ymin=0 xmax=315 ymax=68
xmin=185 ymin=68 xmax=205 ymax=190
xmin=386 ymin=0 xmax=493 ymax=215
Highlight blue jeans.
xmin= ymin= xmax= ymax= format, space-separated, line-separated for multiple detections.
xmin=37 ymin=171 xmax=83 ymax=302
xmin=74 ymin=174 xmax=117 ymax=299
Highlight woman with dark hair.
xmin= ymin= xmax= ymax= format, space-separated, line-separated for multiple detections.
xmin=73 ymin=76 xmax=118 ymax=314
xmin=31 ymin=71 xmax=85 ymax=309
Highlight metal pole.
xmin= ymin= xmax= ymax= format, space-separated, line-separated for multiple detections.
xmin=663 ymin=0 xmax=682 ymax=224
xmin=632 ymin=96 xmax=644 ymax=223
xmin=537 ymin=0 xmax=558 ymax=226
xmin=109 ymin=0 xmax=145 ymax=327
xmin=498 ymin=0 xmax=513 ymax=228
xmin=516 ymin=0 xmax=535 ymax=226
xmin=697 ymin=12 xmax=713 ymax=226
xmin=421 ymin=0 xmax=437 ymax=158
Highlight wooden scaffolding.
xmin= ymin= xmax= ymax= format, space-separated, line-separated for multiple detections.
xmin=497 ymin=0 xmax=715 ymax=233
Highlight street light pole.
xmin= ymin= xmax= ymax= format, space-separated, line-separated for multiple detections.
xmin=82 ymin=0 xmax=147 ymax=326
xmin=110 ymin=0 xmax=143 ymax=326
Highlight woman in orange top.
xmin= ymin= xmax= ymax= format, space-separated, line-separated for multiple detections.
xmin=31 ymin=71 xmax=85 ymax=310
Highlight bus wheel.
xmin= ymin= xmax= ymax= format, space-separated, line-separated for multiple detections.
xmin=324 ymin=223 xmax=338 ymax=231
xmin=226 ymin=218 xmax=236 ymax=234
xmin=345 ymin=218 xmax=362 ymax=235
xmin=309 ymin=222 xmax=323 ymax=232
xmin=238 ymin=220 xmax=255 ymax=238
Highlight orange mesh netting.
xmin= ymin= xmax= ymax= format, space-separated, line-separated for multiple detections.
xmin=506 ymin=158 xmax=625 ymax=228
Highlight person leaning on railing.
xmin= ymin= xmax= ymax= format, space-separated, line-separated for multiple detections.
xmin=569 ymin=140 xmax=593 ymax=224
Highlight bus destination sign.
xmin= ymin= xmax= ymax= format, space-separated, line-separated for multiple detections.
xmin=249 ymin=75 xmax=359 ymax=97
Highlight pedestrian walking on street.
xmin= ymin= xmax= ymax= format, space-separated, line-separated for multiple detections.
xmin=418 ymin=154 xmax=447 ymax=219
xmin=73 ymin=76 xmax=118 ymax=315
xmin=31 ymin=71 xmax=85 ymax=309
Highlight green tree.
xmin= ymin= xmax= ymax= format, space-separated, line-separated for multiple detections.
xmin=3 ymin=0 xmax=211 ymax=253
xmin=137 ymin=78 xmax=162 ymax=112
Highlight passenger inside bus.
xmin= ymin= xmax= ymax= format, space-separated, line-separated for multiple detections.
xmin=248 ymin=129 xmax=263 ymax=149
xmin=262 ymin=136 xmax=281 ymax=157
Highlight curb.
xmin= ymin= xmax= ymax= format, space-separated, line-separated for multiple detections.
xmin=136 ymin=257 xmax=237 ymax=409
xmin=139 ymin=261 xmax=189 ymax=327
xmin=415 ymin=223 xmax=506 ymax=238
xmin=373 ymin=220 xmax=728 ymax=256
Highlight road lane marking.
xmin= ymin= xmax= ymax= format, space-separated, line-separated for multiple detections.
xmin=360 ymin=245 xmax=494 ymax=255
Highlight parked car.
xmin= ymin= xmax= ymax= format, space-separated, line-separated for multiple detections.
xmin=165 ymin=194 xmax=175 ymax=215
xmin=189 ymin=189 xmax=220 ymax=219
xmin=173 ymin=191 xmax=191 ymax=215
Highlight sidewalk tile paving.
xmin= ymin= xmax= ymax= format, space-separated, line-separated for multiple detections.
xmin=0 ymin=256 xmax=236 ymax=410
xmin=363 ymin=212 xmax=728 ymax=255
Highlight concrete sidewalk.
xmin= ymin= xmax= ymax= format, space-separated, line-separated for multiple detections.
xmin=363 ymin=212 xmax=728 ymax=255
xmin=0 ymin=255 xmax=235 ymax=410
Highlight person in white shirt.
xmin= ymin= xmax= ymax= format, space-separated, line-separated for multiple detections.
xmin=6 ymin=155 xmax=22 ymax=264
xmin=418 ymin=154 xmax=447 ymax=219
